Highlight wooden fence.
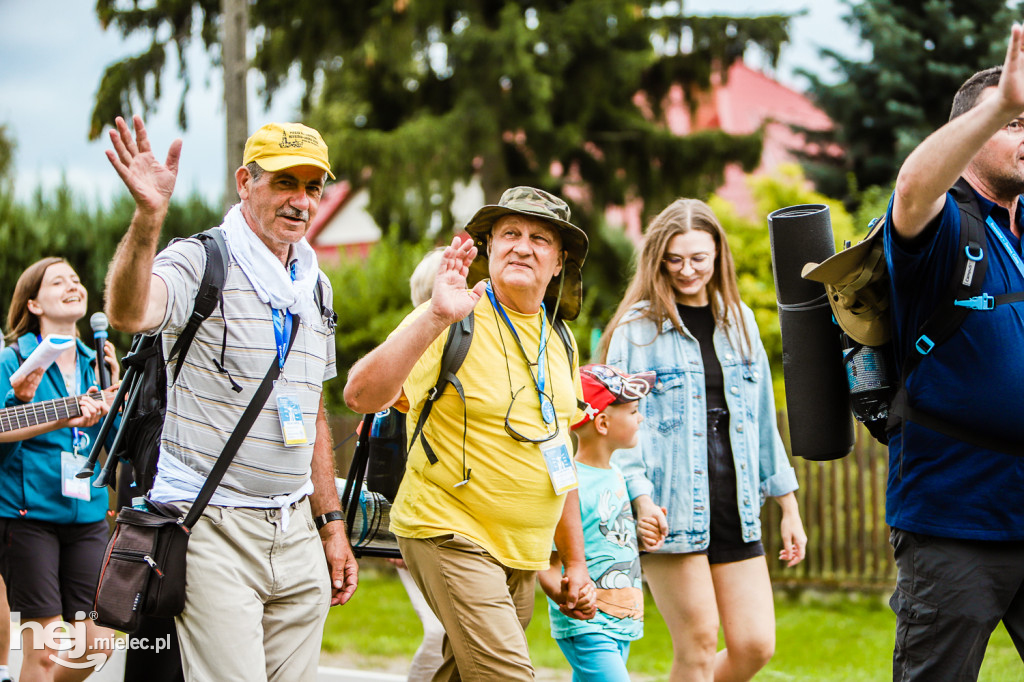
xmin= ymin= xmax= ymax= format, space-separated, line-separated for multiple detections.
xmin=762 ymin=418 xmax=895 ymax=589
xmin=330 ymin=412 xmax=897 ymax=589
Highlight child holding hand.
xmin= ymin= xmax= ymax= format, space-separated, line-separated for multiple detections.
xmin=539 ymin=364 xmax=667 ymax=681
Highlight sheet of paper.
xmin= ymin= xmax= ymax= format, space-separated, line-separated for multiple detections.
xmin=9 ymin=335 xmax=76 ymax=383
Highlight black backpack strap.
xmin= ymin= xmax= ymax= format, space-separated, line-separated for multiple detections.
xmin=551 ymin=316 xmax=587 ymax=412
xmin=341 ymin=413 xmax=375 ymax=556
xmin=167 ymin=228 xmax=229 ymax=384
xmin=180 ymin=316 xmax=300 ymax=530
xmin=905 ymin=178 xmax=988 ymax=364
xmin=890 ymin=180 xmax=987 ymax=432
xmin=314 ymin=275 xmax=337 ymax=330
xmin=409 ymin=312 xmax=475 ymax=467
xmin=889 ymin=179 xmax=1024 ymax=456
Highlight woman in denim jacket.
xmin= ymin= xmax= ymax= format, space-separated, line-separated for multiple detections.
xmin=598 ymin=199 xmax=807 ymax=682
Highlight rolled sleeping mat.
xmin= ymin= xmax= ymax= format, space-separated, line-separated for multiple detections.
xmin=768 ymin=204 xmax=854 ymax=460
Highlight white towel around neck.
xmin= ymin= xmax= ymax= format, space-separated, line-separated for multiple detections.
xmin=221 ymin=203 xmax=321 ymax=324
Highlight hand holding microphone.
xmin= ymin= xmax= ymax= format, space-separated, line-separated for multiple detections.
xmin=90 ymin=312 xmax=112 ymax=390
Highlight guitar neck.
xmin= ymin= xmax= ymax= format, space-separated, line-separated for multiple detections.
xmin=0 ymin=395 xmax=83 ymax=434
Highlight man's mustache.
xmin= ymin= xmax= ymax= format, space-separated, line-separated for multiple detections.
xmin=277 ymin=208 xmax=309 ymax=221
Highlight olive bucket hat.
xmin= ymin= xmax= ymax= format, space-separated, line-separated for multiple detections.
xmin=801 ymin=217 xmax=890 ymax=346
xmin=465 ymin=186 xmax=589 ymax=320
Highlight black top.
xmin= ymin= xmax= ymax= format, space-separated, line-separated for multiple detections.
xmin=677 ymin=303 xmax=726 ymax=411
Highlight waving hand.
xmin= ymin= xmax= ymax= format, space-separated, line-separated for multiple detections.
xmin=428 ymin=236 xmax=487 ymax=326
xmin=105 ymin=115 xmax=182 ymax=217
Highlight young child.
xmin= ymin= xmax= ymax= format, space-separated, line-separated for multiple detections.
xmin=539 ymin=364 xmax=667 ymax=682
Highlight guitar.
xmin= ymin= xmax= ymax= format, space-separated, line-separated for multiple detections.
xmin=0 ymin=394 xmax=86 ymax=434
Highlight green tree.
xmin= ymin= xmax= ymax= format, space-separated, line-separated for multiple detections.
xmin=91 ymin=1 xmax=793 ymax=234
xmin=0 ymin=125 xmax=13 ymax=184
xmin=0 ymin=125 xmax=15 ymax=232
xmin=301 ymin=2 xmax=789 ymax=237
xmin=711 ymin=163 xmax=855 ymax=401
xmin=0 ymin=182 xmax=220 ymax=349
xmin=320 ymin=233 xmax=435 ymax=410
xmin=801 ymin=0 xmax=1024 ymax=202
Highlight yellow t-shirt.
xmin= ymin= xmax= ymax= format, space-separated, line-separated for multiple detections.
xmin=389 ymin=295 xmax=583 ymax=570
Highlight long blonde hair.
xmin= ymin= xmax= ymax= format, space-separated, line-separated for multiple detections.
xmin=596 ymin=199 xmax=752 ymax=361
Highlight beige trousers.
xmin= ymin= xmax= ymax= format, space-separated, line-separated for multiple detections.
xmin=174 ymin=498 xmax=331 ymax=682
xmin=399 ymin=534 xmax=537 ymax=682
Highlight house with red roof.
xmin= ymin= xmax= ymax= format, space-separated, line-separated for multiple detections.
xmin=607 ymin=61 xmax=837 ymax=240
xmin=308 ymin=61 xmax=834 ymax=256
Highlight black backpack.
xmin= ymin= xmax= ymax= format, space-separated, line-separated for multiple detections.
xmin=86 ymin=228 xmax=335 ymax=498
xmin=340 ymin=311 xmax=577 ymax=558
xmin=843 ymin=179 xmax=1024 ymax=455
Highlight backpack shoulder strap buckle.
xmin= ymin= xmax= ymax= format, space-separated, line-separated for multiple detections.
xmin=953 ymin=294 xmax=995 ymax=310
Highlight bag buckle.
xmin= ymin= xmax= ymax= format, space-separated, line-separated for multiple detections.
xmin=915 ymin=335 xmax=935 ymax=354
xmin=953 ymin=294 xmax=995 ymax=310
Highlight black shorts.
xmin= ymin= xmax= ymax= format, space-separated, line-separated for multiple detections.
xmin=702 ymin=408 xmax=764 ymax=565
xmin=0 ymin=518 xmax=110 ymax=620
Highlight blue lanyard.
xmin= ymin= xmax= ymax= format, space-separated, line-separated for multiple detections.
xmin=272 ymin=309 xmax=293 ymax=371
xmin=485 ymin=283 xmax=555 ymax=424
xmin=985 ymin=215 xmax=1024 ymax=280
xmin=272 ymin=262 xmax=297 ymax=371
xmin=35 ymin=335 xmax=89 ymax=454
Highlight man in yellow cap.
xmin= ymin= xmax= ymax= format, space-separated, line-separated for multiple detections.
xmin=103 ymin=115 xmax=356 ymax=682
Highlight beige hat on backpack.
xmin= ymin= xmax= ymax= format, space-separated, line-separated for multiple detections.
xmin=801 ymin=218 xmax=891 ymax=347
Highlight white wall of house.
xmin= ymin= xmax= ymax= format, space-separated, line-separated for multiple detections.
xmin=316 ymin=188 xmax=382 ymax=247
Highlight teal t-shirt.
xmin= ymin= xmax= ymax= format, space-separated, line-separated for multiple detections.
xmin=548 ymin=461 xmax=643 ymax=642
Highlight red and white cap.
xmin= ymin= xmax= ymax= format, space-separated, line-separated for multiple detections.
xmin=573 ymin=364 xmax=656 ymax=429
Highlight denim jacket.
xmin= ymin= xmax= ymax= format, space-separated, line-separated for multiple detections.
xmin=607 ymin=301 xmax=797 ymax=553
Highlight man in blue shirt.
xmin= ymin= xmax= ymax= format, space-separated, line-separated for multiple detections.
xmin=884 ymin=23 xmax=1024 ymax=681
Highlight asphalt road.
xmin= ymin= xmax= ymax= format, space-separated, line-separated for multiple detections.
xmin=7 ymin=642 xmax=406 ymax=682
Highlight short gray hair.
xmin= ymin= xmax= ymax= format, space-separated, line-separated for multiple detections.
xmin=246 ymin=161 xmax=264 ymax=181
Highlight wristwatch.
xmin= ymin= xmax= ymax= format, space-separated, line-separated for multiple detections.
xmin=314 ymin=510 xmax=346 ymax=530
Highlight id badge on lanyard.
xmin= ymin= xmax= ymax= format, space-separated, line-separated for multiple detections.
xmin=61 ymin=429 xmax=92 ymax=500
xmin=541 ymin=440 xmax=578 ymax=495
xmin=273 ymin=307 xmax=308 ymax=446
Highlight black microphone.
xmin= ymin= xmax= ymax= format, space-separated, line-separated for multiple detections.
xmin=90 ymin=312 xmax=111 ymax=390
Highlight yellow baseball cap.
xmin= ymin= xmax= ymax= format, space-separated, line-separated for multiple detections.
xmin=242 ymin=122 xmax=335 ymax=179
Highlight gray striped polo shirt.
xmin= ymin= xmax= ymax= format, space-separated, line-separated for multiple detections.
xmin=148 ymin=235 xmax=337 ymax=498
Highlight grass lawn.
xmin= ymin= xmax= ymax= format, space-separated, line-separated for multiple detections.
xmin=323 ymin=565 xmax=1024 ymax=680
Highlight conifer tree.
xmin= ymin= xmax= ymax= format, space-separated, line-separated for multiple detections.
xmin=802 ymin=0 xmax=1024 ymax=201
xmin=90 ymin=1 xmax=793 ymax=234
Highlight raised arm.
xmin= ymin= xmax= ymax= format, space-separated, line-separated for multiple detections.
xmin=103 ymin=115 xmax=181 ymax=333
xmin=893 ymin=24 xmax=1024 ymax=239
xmin=343 ymin=237 xmax=486 ymax=413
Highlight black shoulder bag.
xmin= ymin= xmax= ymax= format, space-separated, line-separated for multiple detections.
xmin=93 ymin=319 xmax=300 ymax=633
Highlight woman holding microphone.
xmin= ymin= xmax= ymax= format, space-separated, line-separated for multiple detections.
xmin=0 ymin=257 xmax=119 ymax=681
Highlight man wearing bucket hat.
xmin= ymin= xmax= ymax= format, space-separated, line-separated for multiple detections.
xmin=104 ymin=115 xmax=356 ymax=681
xmin=346 ymin=186 xmax=595 ymax=680
xmin=849 ymin=25 xmax=1024 ymax=682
